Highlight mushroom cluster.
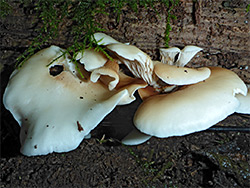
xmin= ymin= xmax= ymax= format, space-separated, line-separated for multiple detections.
xmin=3 ymin=33 xmax=250 ymax=156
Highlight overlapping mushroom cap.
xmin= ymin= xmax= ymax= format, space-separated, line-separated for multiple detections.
xmin=3 ymin=45 xmax=146 ymax=156
xmin=133 ymin=67 xmax=247 ymax=138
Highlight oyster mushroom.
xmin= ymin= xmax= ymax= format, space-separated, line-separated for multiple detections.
xmin=133 ymin=67 xmax=247 ymax=139
xmin=76 ymin=48 xmax=108 ymax=71
xmin=106 ymin=43 xmax=154 ymax=85
xmin=3 ymin=45 xmax=139 ymax=156
xmin=160 ymin=45 xmax=203 ymax=66
xmin=153 ymin=61 xmax=211 ymax=85
xmin=93 ymin=32 xmax=120 ymax=45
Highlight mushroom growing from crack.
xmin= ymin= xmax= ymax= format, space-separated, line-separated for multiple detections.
xmin=3 ymin=45 xmax=146 ymax=156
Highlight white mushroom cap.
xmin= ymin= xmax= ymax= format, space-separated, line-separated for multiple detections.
xmin=160 ymin=47 xmax=181 ymax=65
xmin=160 ymin=46 xmax=202 ymax=67
xmin=235 ymin=85 xmax=250 ymax=114
xmin=176 ymin=45 xmax=203 ymax=67
xmin=90 ymin=60 xmax=120 ymax=91
xmin=106 ymin=43 xmax=154 ymax=84
xmin=93 ymin=32 xmax=120 ymax=45
xmin=3 ymin=45 xmax=130 ymax=156
xmin=133 ymin=67 xmax=247 ymax=138
xmin=121 ymin=128 xmax=152 ymax=145
xmin=76 ymin=48 xmax=108 ymax=71
xmin=154 ymin=62 xmax=211 ymax=85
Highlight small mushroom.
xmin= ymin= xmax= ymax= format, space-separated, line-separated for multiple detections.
xmin=76 ymin=48 xmax=108 ymax=71
xmin=106 ymin=43 xmax=154 ymax=85
xmin=160 ymin=46 xmax=202 ymax=67
xmin=160 ymin=47 xmax=181 ymax=65
xmin=153 ymin=61 xmax=211 ymax=85
xmin=133 ymin=67 xmax=247 ymax=138
xmin=93 ymin=32 xmax=120 ymax=45
xmin=90 ymin=60 xmax=120 ymax=91
xmin=3 ymin=45 xmax=134 ymax=156
xmin=89 ymin=59 xmax=148 ymax=105
xmin=176 ymin=46 xmax=203 ymax=67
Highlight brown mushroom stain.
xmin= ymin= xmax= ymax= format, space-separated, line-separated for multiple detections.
xmin=77 ymin=121 xmax=84 ymax=132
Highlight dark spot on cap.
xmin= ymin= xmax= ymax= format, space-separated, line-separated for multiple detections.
xmin=77 ymin=121 xmax=84 ymax=132
xmin=49 ymin=65 xmax=64 ymax=76
xmin=46 ymin=125 xmax=49 ymax=127
xmin=34 ymin=145 xmax=37 ymax=149
xmin=80 ymin=96 xmax=84 ymax=99
xmin=184 ymin=70 xmax=188 ymax=73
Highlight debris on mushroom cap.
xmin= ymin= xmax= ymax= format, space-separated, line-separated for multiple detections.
xmin=76 ymin=48 xmax=108 ymax=71
xmin=3 ymin=45 xmax=133 ymax=156
xmin=121 ymin=128 xmax=152 ymax=145
xmin=235 ymin=85 xmax=250 ymax=114
xmin=160 ymin=47 xmax=181 ymax=65
xmin=93 ymin=32 xmax=120 ymax=45
xmin=160 ymin=46 xmax=202 ymax=67
xmin=176 ymin=46 xmax=203 ymax=67
xmin=106 ymin=43 xmax=154 ymax=85
xmin=154 ymin=62 xmax=211 ymax=85
xmin=133 ymin=67 xmax=248 ymax=139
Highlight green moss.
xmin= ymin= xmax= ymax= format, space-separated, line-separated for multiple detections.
xmin=0 ymin=0 xmax=12 ymax=17
xmin=14 ymin=0 xmax=179 ymax=68
xmin=247 ymin=3 xmax=250 ymax=12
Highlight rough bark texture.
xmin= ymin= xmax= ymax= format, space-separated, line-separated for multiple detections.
xmin=1 ymin=0 xmax=249 ymax=187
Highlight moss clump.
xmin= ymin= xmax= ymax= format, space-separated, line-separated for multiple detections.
xmin=3 ymin=0 xmax=179 ymax=68
xmin=0 ymin=0 xmax=12 ymax=17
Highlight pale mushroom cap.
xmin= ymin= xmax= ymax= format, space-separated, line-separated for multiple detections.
xmin=235 ymin=85 xmax=250 ymax=114
xmin=90 ymin=59 xmax=119 ymax=91
xmin=154 ymin=62 xmax=211 ymax=85
xmin=76 ymin=49 xmax=108 ymax=71
xmin=160 ymin=47 xmax=181 ymax=65
xmin=93 ymin=32 xmax=120 ymax=45
xmin=121 ymin=128 xmax=152 ymax=145
xmin=176 ymin=45 xmax=203 ymax=67
xmin=3 ymin=45 xmax=129 ymax=156
xmin=107 ymin=43 xmax=154 ymax=84
xmin=134 ymin=67 xmax=247 ymax=138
